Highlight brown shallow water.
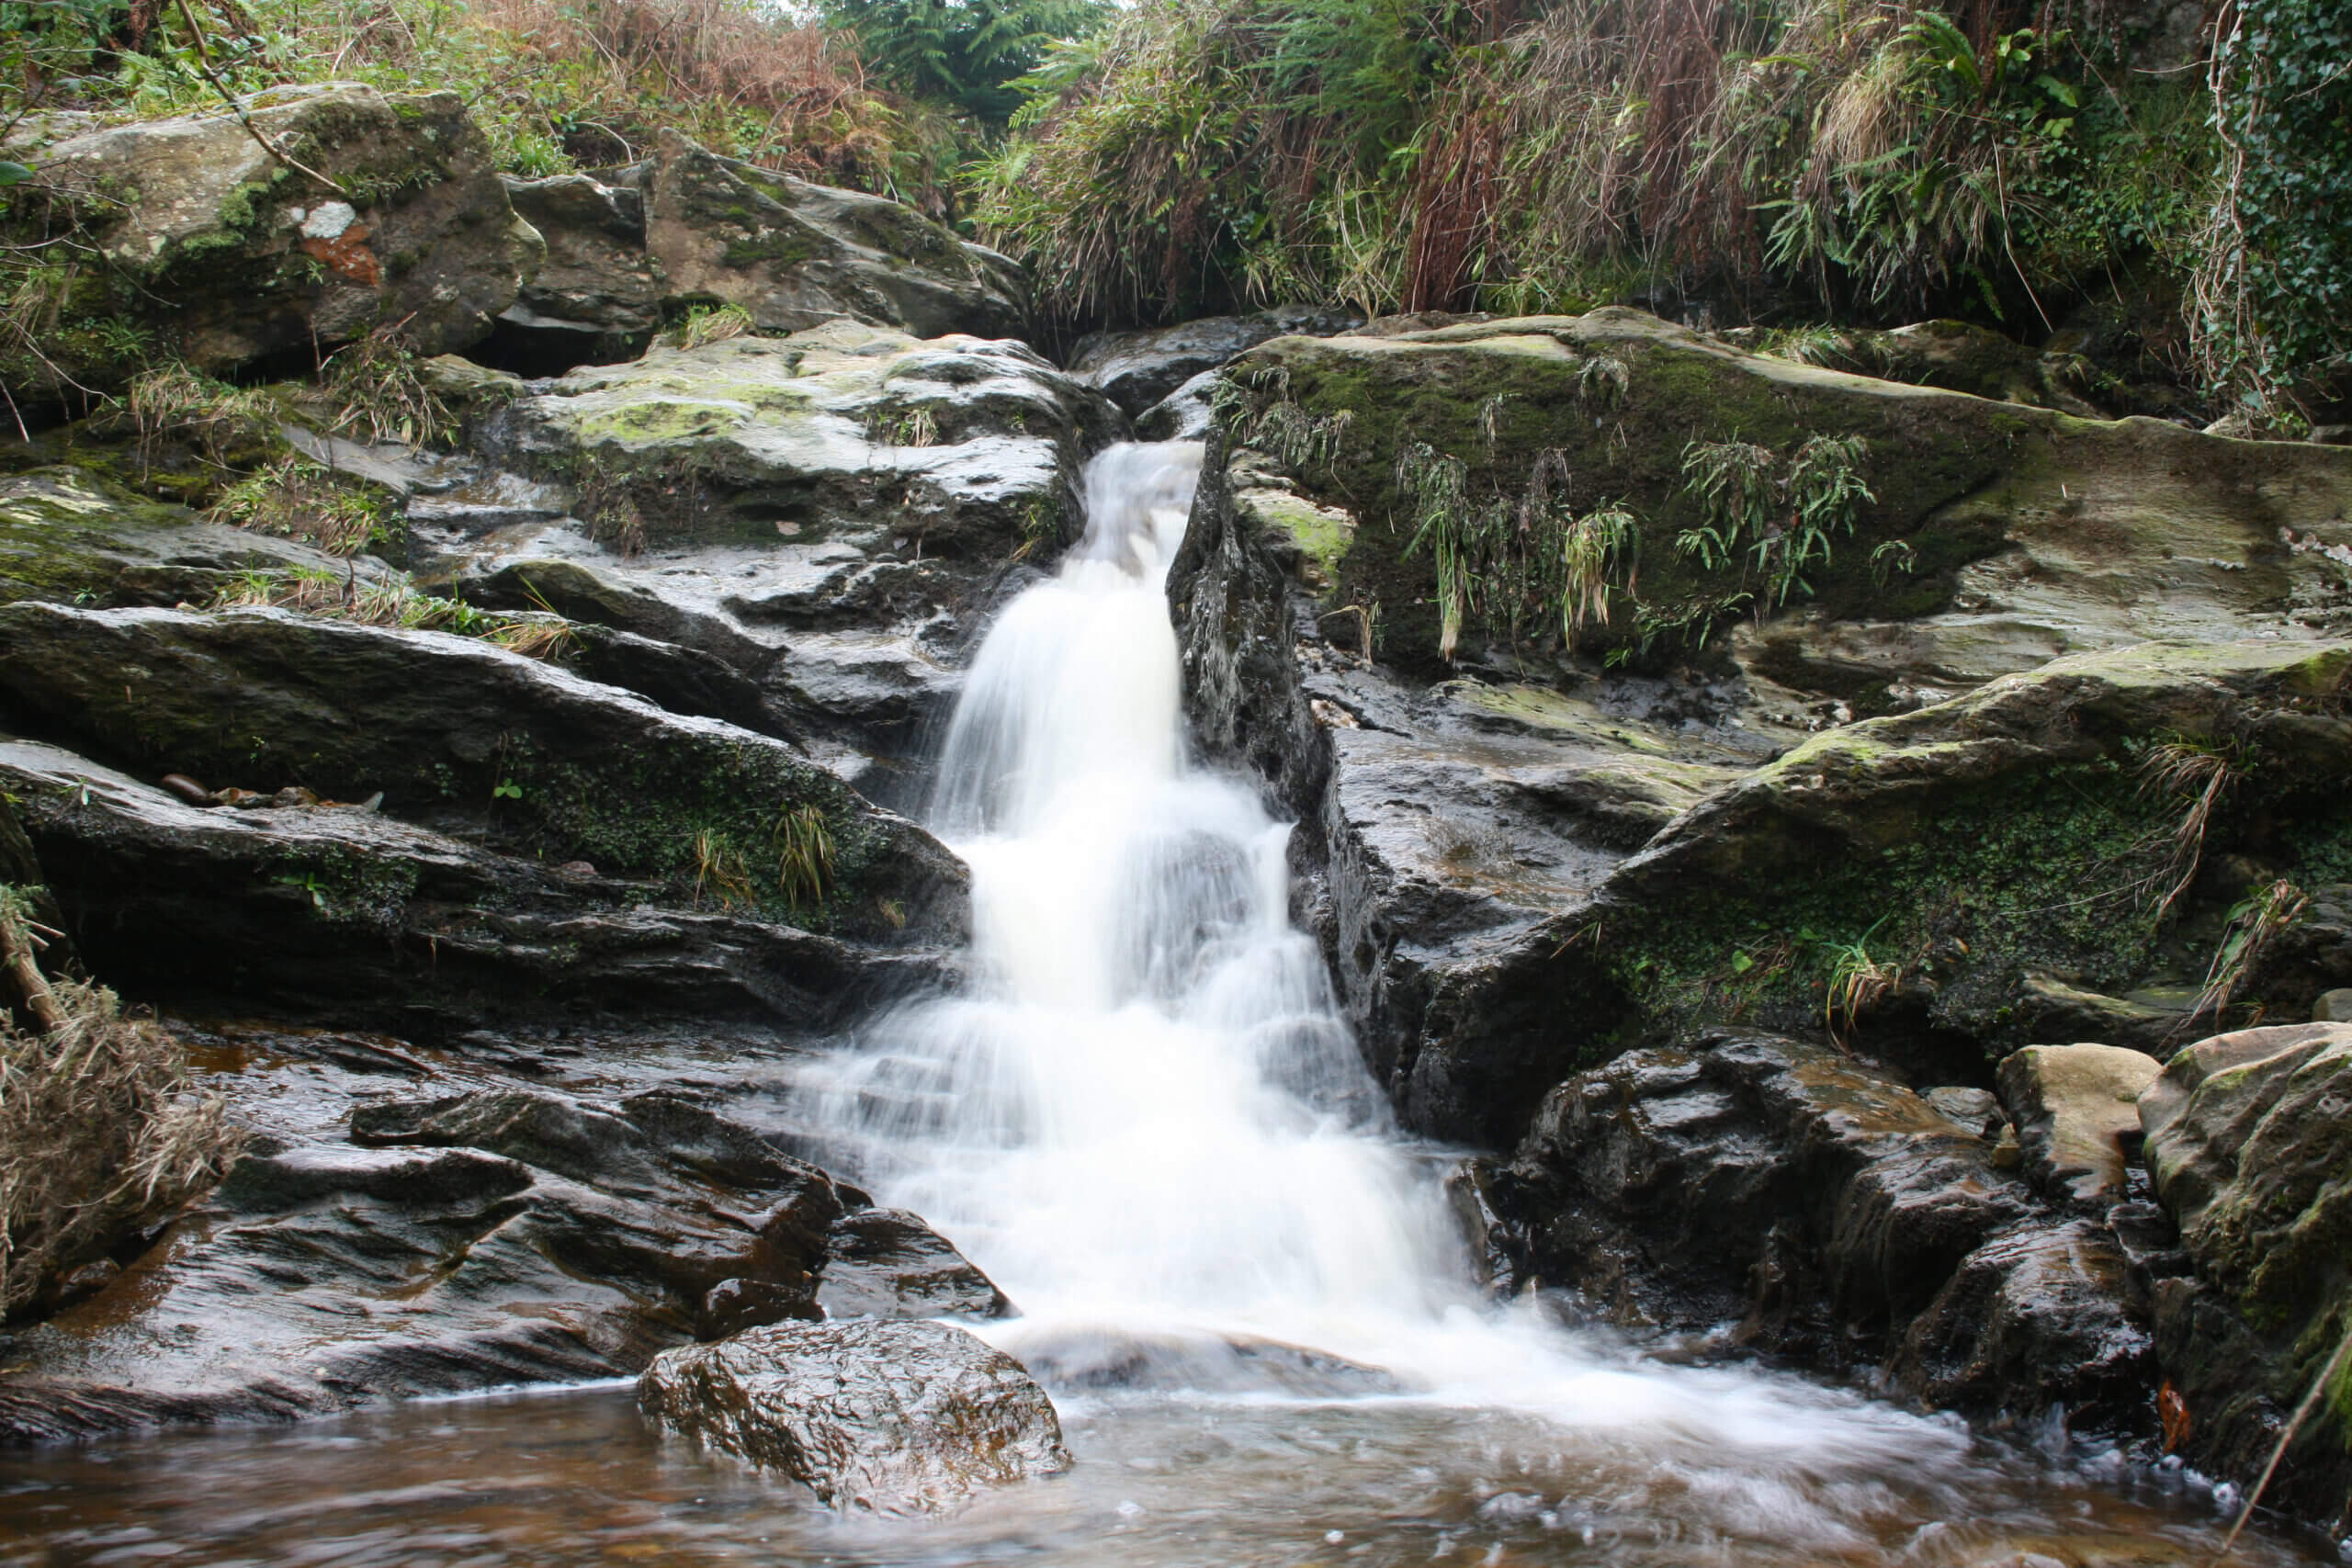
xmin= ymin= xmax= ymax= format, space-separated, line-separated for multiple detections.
xmin=0 ymin=1381 xmax=2339 ymax=1568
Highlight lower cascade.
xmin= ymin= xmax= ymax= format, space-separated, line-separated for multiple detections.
xmin=808 ymin=440 xmax=1974 ymax=1516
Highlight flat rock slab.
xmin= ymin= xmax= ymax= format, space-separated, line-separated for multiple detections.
xmin=639 ymin=1318 xmax=1069 ymax=1514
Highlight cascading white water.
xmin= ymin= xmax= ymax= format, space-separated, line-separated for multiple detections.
xmin=813 ymin=440 xmax=1964 ymax=1471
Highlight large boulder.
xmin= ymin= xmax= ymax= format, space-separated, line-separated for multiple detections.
xmin=0 ymin=1058 xmax=1010 ymax=1440
xmin=1177 ymin=365 xmax=2352 ymax=1142
xmin=639 ymin=1318 xmax=1069 ymax=1513
xmin=1173 ymin=308 xmax=2352 ymax=1144
xmin=1577 ymin=640 xmax=2352 ymax=1061
xmin=644 ymin=130 xmax=1027 ymax=342
xmin=2140 ymin=1021 xmax=2352 ymax=1524
xmin=1216 ymin=310 xmax=2352 ymax=686
xmin=17 ymin=85 xmax=540 ymax=391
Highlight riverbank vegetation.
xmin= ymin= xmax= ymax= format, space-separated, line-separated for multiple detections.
xmin=970 ymin=0 xmax=2348 ymax=426
xmin=3 ymin=0 xmax=2343 ymax=423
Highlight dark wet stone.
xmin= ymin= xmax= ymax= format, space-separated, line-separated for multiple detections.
xmin=1890 ymin=1217 xmax=2154 ymax=1428
xmin=816 ymin=1208 xmax=1014 ymax=1321
xmin=0 ymin=739 xmax=952 ymax=1036
xmin=2139 ymin=1021 xmax=2352 ymax=1525
xmin=638 ymin=1318 xmax=1069 ymax=1514
xmin=1069 ymin=306 xmax=1361 ymax=417
xmin=0 ymin=1068 xmax=1011 ymax=1445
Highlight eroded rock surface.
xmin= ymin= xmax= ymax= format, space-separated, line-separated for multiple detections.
xmin=639 ymin=1317 xmax=1069 ymax=1513
xmin=456 ymin=320 xmax=1121 ymax=790
xmin=494 ymin=172 xmax=663 ymax=367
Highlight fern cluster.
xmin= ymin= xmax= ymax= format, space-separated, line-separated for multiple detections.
xmin=1395 ymin=442 xmax=1640 ymax=661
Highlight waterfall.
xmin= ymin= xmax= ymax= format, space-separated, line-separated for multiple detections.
xmin=809 ymin=441 xmax=1960 ymax=1468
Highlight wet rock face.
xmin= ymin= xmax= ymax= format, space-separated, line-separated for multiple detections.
xmin=0 ymin=737 xmax=953 ymax=1034
xmin=645 ymin=130 xmax=1028 ymax=342
xmin=0 ymin=603 xmax=965 ymax=946
xmin=1170 ymin=435 xmax=1766 ymax=1145
xmin=1482 ymin=1032 xmax=2154 ymax=1425
xmin=639 ymin=1318 xmax=1069 ymax=1514
xmin=22 ymin=85 xmax=539 ymax=389
xmin=817 ymin=1208 xmax=1014 ymax=1321
xmin=0 ymin=603 xmax=971 ymax=1041
xmin=1171 ymin=310 xmax=2352 ymax=1147
xmin=0 ymin=1049 xmax=1013 ymax=1442
xmin=2139 ymin=1022 xmax=2352 ymax=1524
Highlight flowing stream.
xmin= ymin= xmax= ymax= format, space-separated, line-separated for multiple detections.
xmin=0 ymin=443 xmax=2334 ymax=1566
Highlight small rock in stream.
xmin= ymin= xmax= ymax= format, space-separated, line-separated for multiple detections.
xmin=638 ymin=1318 xmax=1070 ymax=1514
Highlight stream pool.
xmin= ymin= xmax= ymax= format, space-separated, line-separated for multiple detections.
xmin=1 ymin=1379 xmax=2335 ymax=1568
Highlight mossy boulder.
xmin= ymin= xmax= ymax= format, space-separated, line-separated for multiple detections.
xmin=0 ymin=602 xmax=966 ymax=944
xmin=14 ymin=85 xmax=541 ymax=395
xmin=2140 ymin=1022 xmax=2352 ymax=1529
xmin=644 ymin=130 xmax=1027 ymax=342
xmin=1220 ymin=310 xmax=2352 ymax=683
xmin=1566 ymin=640 xmax=2352 ymax=1066
xmin=0 ymin=465 xmax=397 ymax=606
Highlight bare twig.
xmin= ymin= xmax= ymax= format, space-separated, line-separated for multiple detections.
xmin=0 ymin=904 xmax=64 ymax=1033
xmin=169 ymin=0 xmax=352 ymax=198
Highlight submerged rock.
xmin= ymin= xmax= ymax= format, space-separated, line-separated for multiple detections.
xmin=17 ymin=85 xmax=538 ymax=390
xmin=638 ymin=1318 xmax=1069 ymax=1513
